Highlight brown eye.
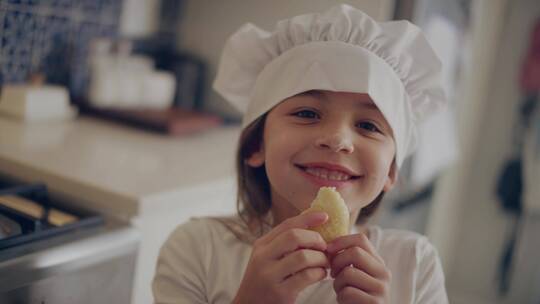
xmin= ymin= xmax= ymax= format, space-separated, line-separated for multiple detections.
xmin=356 ymin=121 xmax=380 ymax=133
xmin=293 ymin=110 xmax=320 ymax=119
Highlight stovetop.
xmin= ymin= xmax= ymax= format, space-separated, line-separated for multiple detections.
xmin=0 ymin=181 xmax=104 ymax=252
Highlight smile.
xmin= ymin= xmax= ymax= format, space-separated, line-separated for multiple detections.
xmin=304 ymin=167 xmax=352 ymax=181
xmin=295 ymin=163 xmax=361 ymax=188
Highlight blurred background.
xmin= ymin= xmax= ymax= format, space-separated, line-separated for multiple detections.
xmin=0 ymin=0 xmax=538 ymax=304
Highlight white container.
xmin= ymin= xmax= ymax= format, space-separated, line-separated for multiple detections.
xmin=88 ymin=54 xmax=156 ymax=108
xmin=89 ymin=61 xmax=119 ymax=107
xmin=142 ymin=71 xmax=176 ymax=109
xmin=0 ymin=84 xmax=77 ymax=122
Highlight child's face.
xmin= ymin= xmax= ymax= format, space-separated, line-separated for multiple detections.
xmin=246 ymin=90 xmax=397 ymax=218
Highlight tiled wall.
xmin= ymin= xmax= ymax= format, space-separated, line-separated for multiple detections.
xmin=0 ymin=0 xmax=121 ymax=98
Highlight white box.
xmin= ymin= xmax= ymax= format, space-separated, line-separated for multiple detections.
xmin=0 ymin=84 xmax=77 ymax=122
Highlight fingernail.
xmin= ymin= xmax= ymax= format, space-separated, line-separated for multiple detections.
xmin=312 ymin=212 xmax=328 ymax=222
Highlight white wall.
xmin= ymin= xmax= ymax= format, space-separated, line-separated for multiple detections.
xmin=176 ymin=0 xmax=395 ymax=116
xmin=434 ymin=0 xmax=540 ymax=302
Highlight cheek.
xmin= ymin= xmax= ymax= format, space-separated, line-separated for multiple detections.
xmin=264 ymin=124 xmax=308 ymax=160
xmin=262 ymin=131 xmax=296 ymax=180
xmin=363 ymin=146 xmax=394 ymax=182
xmin=264 ymin=134 xmax=290 ymax=163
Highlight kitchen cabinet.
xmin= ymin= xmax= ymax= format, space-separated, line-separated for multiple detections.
xmin=0 ymin=116 xmax=240 ymax=304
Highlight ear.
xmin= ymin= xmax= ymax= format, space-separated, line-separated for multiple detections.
xmin=245 ymin=142 xmax=265 ymax=168
xmin=383 ymin=161 xmax=398 ymax=192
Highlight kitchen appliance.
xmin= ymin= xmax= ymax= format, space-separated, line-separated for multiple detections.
xmin=0 ymin=180 xmax=139 ymax=304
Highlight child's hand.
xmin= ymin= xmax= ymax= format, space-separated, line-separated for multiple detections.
xmin=233 ymin=212 xmax=330 ymax=304
xmin=327 ymin=233 xmax=391 ymax=304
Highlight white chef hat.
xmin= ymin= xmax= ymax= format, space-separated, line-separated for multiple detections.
xmin=213 ymin=4 xmax=446 ymax=169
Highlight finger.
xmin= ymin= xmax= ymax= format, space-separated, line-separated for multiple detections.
xmin=280 ymin=267 xmax=327 ymax=293
xmin=333 ymin=266 xmax=387 ymax=296
xmin=273 ymin=249 xmax=329 ymax=280
xmin=331 ymin=246 xmax=390 ymax=280
xmin=336 ymin=286 xmax=373 ymax=304
xmin=327 ymin=233 xmax=384 ymax=264
xmin=268 ymin=228 xmax=327 ymax=259
xmin=259 ymin=212 xmax=328 ymax=244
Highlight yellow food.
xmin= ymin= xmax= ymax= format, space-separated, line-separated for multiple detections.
xmin=302 ymin=187 xmax=350 ymax=242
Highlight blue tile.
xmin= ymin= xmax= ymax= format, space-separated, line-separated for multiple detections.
xmin=0 ymin=0 xmax=121 ymax=97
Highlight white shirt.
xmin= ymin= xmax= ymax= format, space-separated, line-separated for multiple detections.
xmin=152 ymin=217 xmax=449 ymax=304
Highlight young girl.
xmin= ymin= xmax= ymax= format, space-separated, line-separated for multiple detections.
xmin=153 ymin=4 xmax=449 ymax=304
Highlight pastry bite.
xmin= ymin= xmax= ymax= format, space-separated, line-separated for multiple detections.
xmin=302 ymin=187 xmax=350 ymax=242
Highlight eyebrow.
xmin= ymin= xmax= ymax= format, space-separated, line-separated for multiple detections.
xmin=300 ymin=90 xmax=379 ymax=110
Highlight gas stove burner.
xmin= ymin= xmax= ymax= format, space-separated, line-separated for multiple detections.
xmin=0 ymin=182 xmax=103 ymax=250
xmin=0 ymin=213 xmax=21 ymax=240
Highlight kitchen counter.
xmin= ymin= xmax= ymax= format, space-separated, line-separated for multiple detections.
xmin=0 ymin=115 xmax=241 ymax=304
xmin=0 ymin=116 xmax=240 ymax=217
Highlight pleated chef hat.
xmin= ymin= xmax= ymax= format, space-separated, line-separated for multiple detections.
xmin=213 ymin=4 xmax=446 ymax=168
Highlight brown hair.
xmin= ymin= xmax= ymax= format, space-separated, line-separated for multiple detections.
xmin=235 ymin=115 xmax=394 ymax=235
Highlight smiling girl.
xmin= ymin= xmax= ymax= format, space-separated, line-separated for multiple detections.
xmin=153 ymin=5 xmax=449 ymax=304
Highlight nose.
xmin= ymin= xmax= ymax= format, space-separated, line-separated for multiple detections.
xmin=315 ymin=128 xmax=354 ymax=153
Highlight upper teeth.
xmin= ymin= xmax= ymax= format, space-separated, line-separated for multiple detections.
xmin=305 ymin=167 xmax=352 ymax=181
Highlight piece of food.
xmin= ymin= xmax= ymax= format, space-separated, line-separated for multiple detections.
xmin=302 ymin=187 xmax=350 ymax=242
